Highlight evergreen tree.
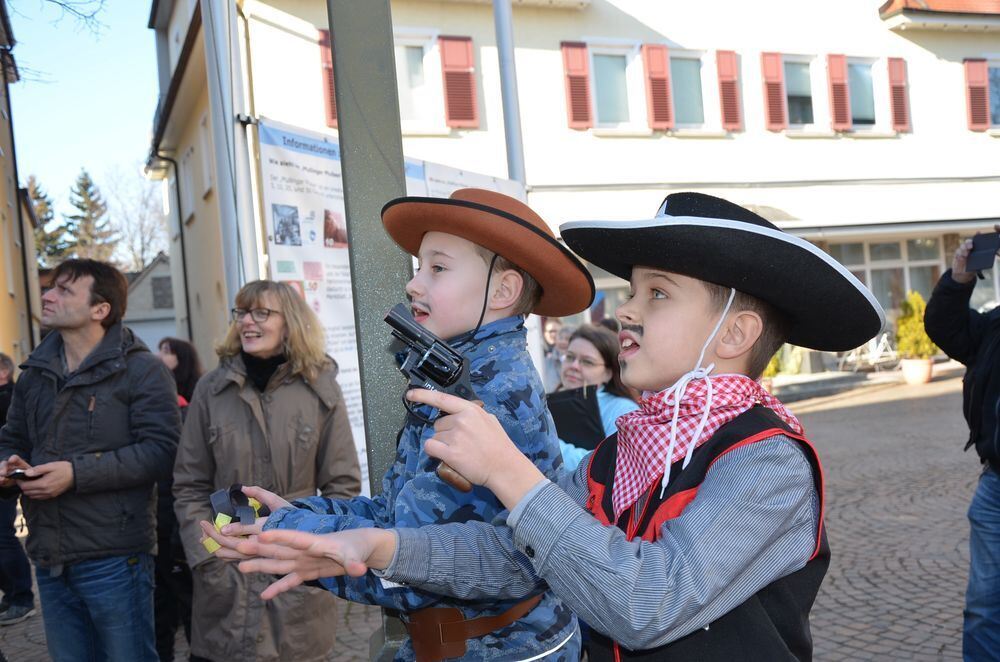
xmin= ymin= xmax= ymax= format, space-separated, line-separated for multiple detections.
xmin=28 ymin=175 xmax=71 ymax=267
xmin=63 ymin=169 xmax=117 ymax=262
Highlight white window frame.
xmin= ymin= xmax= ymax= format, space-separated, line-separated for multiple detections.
xmin=393 ymin=28 xmax=448 ymax=135
xmin=782 ymin=54 xmax=831 ymax=132
xmin=844 ymin=56 xmax=891 ymax=133
xmin=198 ymin=113 xmax=214 ymax=199
xmin=828 ymin=236 xmax=945 ymax=312
xmin=988 ymin=57 xmax=1000 ymax=129
xmin=179 ymin=145 xmax=195 ymax=224
xmin=668 ymin=48 xmax=722 ymax=131
xmin=586 ymin=39 xmax=647 ymax=131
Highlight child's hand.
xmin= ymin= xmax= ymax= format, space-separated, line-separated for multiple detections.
xmin=200 ymin=519 xmax=264 ymax=562
xmin=235 ymin=528 xmax=396 ymax=600
xmin=405 ymin=389 xmax=546 ymax=509
xmin=241 ymin=485 xmax=293 ymax=512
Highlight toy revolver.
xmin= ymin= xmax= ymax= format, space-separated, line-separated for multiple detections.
xmin=384 ymin=302 xmax=479 ymax=492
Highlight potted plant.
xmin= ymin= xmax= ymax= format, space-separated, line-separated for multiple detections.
xmin=896 ymin=290 xmax=938 ymax=385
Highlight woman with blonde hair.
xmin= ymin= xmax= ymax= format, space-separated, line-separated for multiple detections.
xmin=173 ymin=280 xmax=361 ymax=662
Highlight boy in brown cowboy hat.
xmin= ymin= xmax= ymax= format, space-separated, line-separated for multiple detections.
xmin=204 ymin=188 xmax=593 ymax=661
xmin=230 ymin=192 xmax=885 ymax=661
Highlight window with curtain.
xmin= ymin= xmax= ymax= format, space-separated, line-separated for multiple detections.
xmin=593 ymin=53 xmax=630 ymax=123
xmin=670 ymin=56 xmax=704 ymax=125
xmin=784 ymin=60 xmax=813 ymax=125
xmin=395 ymin=44 xmax=430 ymax=122
xmin=848 ymin=62 xmax=875 ymax=126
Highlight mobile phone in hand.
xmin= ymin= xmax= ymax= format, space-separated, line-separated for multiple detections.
xmin=6 ymin=469 xmax=39 ymax=481
xmin=967 ymin=232 xmax=1000 ymax=273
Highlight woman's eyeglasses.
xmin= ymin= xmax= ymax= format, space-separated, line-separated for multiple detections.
xmin=560 ymin=352 xmax=605 ymax=369
xmin=231 ymin=307 xmax=281 ymax=323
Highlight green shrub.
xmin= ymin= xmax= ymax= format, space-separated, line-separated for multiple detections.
xmin=762 ymin=350 xmax=781 ymax=378
xmin=896 ymin=290 xmax=938 ymax=360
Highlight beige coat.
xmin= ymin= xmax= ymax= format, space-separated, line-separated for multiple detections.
xmin=174 ymin=355 xmax=362 ymax=662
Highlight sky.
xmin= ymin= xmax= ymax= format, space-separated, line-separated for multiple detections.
xmin=8 ymin=0 xmax=158 ymax=218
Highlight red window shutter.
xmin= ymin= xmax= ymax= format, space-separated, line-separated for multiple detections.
xmin=965 ymin=59 xmax=990 ymax=132
xmin=641 ymin=44 xmax=673 ymax=131
xmin=439 ymin=36 xmax=478 ymax=128
xmin=717 ymin=50 xmax=742 ymax=132
xmin=561 ymin=42 xmax=592 ymax=130
xmin=887 ymin=57 xmax=910 ymax=133
xmin=319 ymin=29 xmax=337 ymax=128
xmin=827 ymin=54 xmax=851 ymax=132
xmin=761 ymin=52 xmax=786 ymax=131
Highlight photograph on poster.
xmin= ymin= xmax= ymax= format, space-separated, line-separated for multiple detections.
xmin=324 ymin=209 xmax=348 ymax=248
xmin=272 ymin=203 xmax=302 ymax=245
xmin=282 ymin=280 xmax=305 ymax=298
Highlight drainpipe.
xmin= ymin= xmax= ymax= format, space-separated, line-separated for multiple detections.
xmin=1 ymin=48 xmax=35 ymax=350
xmin=155 ymin=153 xmax=194 ymax=342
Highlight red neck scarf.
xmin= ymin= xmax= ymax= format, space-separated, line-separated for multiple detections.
xmin=612 ymin=373 xmax=802 ymax=520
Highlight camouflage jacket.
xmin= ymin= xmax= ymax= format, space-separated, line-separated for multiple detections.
xmin=264 ymin=315 xmax=580 ymax=661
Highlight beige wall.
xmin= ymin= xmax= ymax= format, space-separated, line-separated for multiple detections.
xmin=0 ymin=77 xmax=38 ymax=369
xmin=163 ymin=86 xmax=229 ymax=369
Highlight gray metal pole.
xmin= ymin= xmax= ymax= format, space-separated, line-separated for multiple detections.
xmin=492 ymin=0 xmax=526 ymax=186
xmin=324 ymin=1 xmax=411 ymax=659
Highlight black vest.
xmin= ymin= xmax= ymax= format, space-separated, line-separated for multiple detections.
xmin=585 ymin=406 xmax=829 ymax=662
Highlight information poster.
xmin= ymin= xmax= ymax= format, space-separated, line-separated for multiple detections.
xmin=258 ymin=119 xmax=524 ymax=492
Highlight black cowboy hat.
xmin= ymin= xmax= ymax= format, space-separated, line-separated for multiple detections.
xmin=559 ymin=192 xmax=884 ymax=352
xmin=382 ymin=188 xmax=595 ymax=317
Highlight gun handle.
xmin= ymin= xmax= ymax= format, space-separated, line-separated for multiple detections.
xmin=435 ymin=399 xmax=484 ymax=493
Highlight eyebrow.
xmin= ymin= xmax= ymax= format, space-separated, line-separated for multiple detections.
xmin=422 ymin=249 xmax=455 ymax=261
xmin=639 ymin=269 xmax=679 ymax=287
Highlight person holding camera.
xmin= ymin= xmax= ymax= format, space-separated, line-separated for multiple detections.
xmin=0 ymin=259 xmax=180 ymax=662
xmin=924 ymin=226 xmax=1000 ymax=661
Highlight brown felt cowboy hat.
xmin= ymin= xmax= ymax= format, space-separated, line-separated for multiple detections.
xmin=381 ymin=188 xmax=595 ymax=317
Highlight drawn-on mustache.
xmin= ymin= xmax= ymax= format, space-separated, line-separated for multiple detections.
xmin=620 ymin=324 xmax=643 ymax=338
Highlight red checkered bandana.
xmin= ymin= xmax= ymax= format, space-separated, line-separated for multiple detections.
xmin=612 ymin=373 xmax=803 ymax=520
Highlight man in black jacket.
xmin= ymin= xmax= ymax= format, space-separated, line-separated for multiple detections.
xmin=0 ymin=259 xmax=180 ymax=662
xmin=0 ymin=352 xmax=35 ymax=627
xmin=925 ymin=232 xmax=1000 ymax=661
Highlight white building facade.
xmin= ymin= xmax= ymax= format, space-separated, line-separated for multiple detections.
xmin=147 ymin=0 xmax=1000 ymax=360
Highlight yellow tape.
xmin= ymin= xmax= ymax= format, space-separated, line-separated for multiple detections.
xmin=248 ymin=497 xmax=262 ymax=513
xmin=214 ymin=512 xmax=233 ymax=532
xmin=202 ymin=537 xmax=221 ymax=554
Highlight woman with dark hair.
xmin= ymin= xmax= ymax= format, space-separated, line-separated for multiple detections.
xmin=550 ymin=324 xmax=639 ymax=470
xmin=153 ymin=337 xmax=203 ymax=662
xmin=157 ymin=337 xmax=203 ymax=404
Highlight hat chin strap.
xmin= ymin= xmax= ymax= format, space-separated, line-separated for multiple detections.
xmin=659 ymin=288 xmax=736 ymax=497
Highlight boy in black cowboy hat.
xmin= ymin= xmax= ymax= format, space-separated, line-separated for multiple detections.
xmin=231 ymin=193 xmax=883 ymax=661
xmin=204 ymin=188 xmax=594 ymax=661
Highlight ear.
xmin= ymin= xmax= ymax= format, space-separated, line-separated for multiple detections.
xmin=489 ymin=269 xmax=524 ymax=311
xmin=90 ymin=301 xmax=111 ymax=324
xmin=715 ymin=309 xmax=763 ymax=361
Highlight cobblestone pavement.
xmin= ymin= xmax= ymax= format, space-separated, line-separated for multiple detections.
xmin=791 ymin=375 xmax=973 ymax=661
xmin=0 ymin=375 xmax=976 ymax=660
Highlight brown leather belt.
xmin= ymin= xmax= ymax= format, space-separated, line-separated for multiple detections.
xmin=404 ymin=594 xmax=543 ymax=661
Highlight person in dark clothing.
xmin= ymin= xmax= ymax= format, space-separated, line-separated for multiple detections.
xmin=924 ymin=229 xmax=1000 ymax=661
xmin=153 ymin=338 xmax=202 ymax=661
xmin=0 ymin=259 xmax=180 ymax=662
xmin=0 ymin=352 xmax=35 ymax=627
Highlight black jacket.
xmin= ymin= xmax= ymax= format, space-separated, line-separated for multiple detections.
xmin=924 ymin=270 xmax=1000 ymax=464
xmin=0 ymin=323 xmax=181 ymax=566
xmin=0 ymin=381 xmax=12 ymax=426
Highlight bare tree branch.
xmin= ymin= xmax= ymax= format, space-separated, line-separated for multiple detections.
xmin=106 ymin=162 xmax=167 ymax=272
